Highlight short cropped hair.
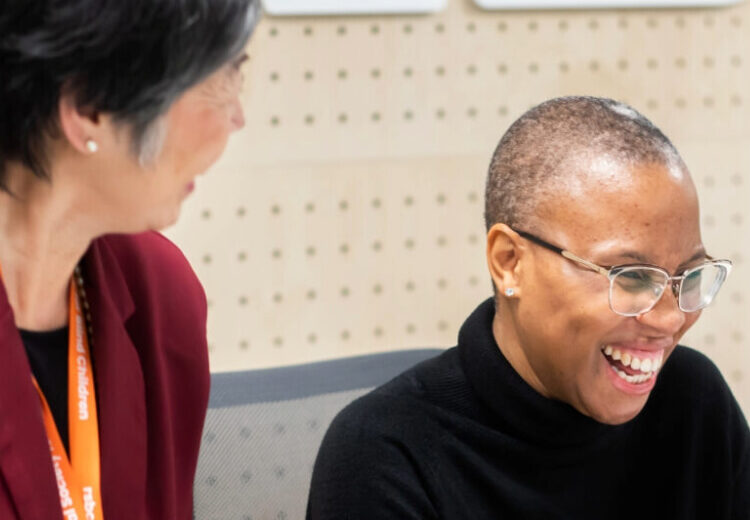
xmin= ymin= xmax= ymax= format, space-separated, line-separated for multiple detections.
xmin=484 ymin=96 xmax=685 ymax=231
xmin=0 ymin=0 xmax=260 ymax=189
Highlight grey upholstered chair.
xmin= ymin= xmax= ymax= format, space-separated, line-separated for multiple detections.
xmin=193 ymin=348 xmax=442 ymax=520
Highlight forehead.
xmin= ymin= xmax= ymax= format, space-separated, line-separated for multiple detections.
xmin=535 ymin=161 xmax=703 ymax=264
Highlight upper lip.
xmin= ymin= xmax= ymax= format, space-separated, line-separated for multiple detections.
xmin=604 ymin=337 xmax=674 ymax=352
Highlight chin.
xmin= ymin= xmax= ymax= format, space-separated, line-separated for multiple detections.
xmin=588 ymin=398 xmax=649 ymax=425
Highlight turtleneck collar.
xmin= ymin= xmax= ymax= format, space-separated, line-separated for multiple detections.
xmin=458 ymin=298 xmax=631 ymax=449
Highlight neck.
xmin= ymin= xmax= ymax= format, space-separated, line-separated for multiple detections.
xmin=492 ymin=304 xmax=551 ymax=399
xmin=0 ymin=164 xmax=98 ymax=331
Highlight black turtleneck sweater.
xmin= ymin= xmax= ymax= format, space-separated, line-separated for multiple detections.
xmin=307 ymin=299 xmax=750 ymax=519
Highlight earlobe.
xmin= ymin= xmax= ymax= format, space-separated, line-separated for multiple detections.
xmin=486 ymin=223 xmax=523 ymax=298
xmin=58 ymin=92 xmax=101 ymax=155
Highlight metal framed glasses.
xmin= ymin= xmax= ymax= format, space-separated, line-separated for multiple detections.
xmin=513 ymin=229 xmax=732 ymax=317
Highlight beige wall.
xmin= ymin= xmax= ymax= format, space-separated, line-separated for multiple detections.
xmin=166 ymin=0 xmax=750 ymax=412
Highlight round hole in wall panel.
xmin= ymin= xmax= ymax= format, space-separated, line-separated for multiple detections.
xmin=404 ymin=238 xmax=416 ymax=250
xmin=437 ymin=320 xmax=449 ymax=331
xmin=337 ymin=25 xmax=347 ymax=36
xmin=404 ymin=195 xmax=415 ymax=206
xmin=703 ymin=56 xmax=715 ymax=68
xmin=202 ymin=254 xmax=212 ymax=265
xmin=731 ymin=95 xmax=742 ymax=107
xmin=675 ymin=57 xmax=686 ymax=69
xmin=469 ymin=276 xmax=479 ymax=287
xmin=403 ymin=24 xmax=413 ymax=34
xmin=341 ymin=330 xmax=351 ymax=341
xmin=703 ymin=176 xmax=715 ymax=188
xmin=372 ymin=241 xmax=383 ymax=252
xmin=731 ymin=55 xmax=742 ymax=68
xmin=647 ymin=58 xmax=659 ymax=70
xmin=435 ymin=22 xmax=446 ymax=33
xmin=238 ymin=295 xmax=248 ymax=306
xmin=337 ymin=69 xmax=348 ymax=80
xmin=403 ymin=67 xmax=413 ymax=78
xmin=271 ymin=247 xmax=281 ymax=260
xmin=498 ymin=63 xmax=508 ymax=75
xmin=237 ymin=251 xmax=247 ymax=262
xmin=207 ymin=299 xmax=213 ymax=308
xmin=617 ymin=59 xmax=628 ymax=71
xmin=272 ymin=292 xmax=283 ymax=304
xmin=404 ymin=110 xmax=414 ymax=121
xmin=306 ymin=289 xmax=317 ymax=301
xmin=731 ymin=370 xmax=743 ymax=383
xmin=559 ymin=61 xmax=570 ymax=73
xmin=731 ymin=330 xmax=743 ymax=343
xmin=435 ymin=65 xmax=446 ymax=76
xmin=468 ymin=191 xmax=479 ymax=203
xmin=371 ymin=112 xmax=382 ymax=122
xmin=373 ymin=283 xmax=383 ymax=295
xmin=528 ymin=21 xmax=538 ymax=31
xmin=340 ymin=286 xmax=350 ymax=298
xmin=236 ymin=206 xmax=246 ymax=217
xmin=374 ymin=327 xmax=384 ymax=338
xmin=703 ymin=97 xmax=715 ymax=108
xmin=467 ymin=107 xmax=478 ymax=118
xmin=467 ymin=22 xmax=477 ymax=33
xmin=588 ymin=19 xmax=599 ymax=30
xmin=617 ymin=18 xmax=628 ymax=29
xmin=303 ymin=26 xmax=313 ymax=36
xmin=271 ymin=204 xmax=281 ymax=215
xmin=305 ymin=202 xmax=316 ymax=213
xmin=731 ymin=292 xmax=743 ymax=304
xmin=731 ymin=174 xmax=742 ymax=186
xmin=468 ymin=234 xmax=480 ymax=245
xmin=371 ymin=68 xmax=381 ymax=79
xmin=704 ymin=334 xmax=716 ymax=346
xmin=304 ymin=114 xmax=315 ymax=125
xmin=306 ymin=246 xmax=316 ymax=257
xmin=497 ymin=21 xmax=508 ymax=32
xmin=528 ymin=62 xmax=539 ymax=74
xmin=307 ymin=333 xmax=317 ymax=345
xmin=372 ymin=198 xmax=382 ymax=209
xmin=304 ymin=70 xmax=314 ymax=81
xmin=674 ymin=16 xmax=686 ymax=28
xmin=405 ymin=281 xmax=416 ymax=292
xmin=731 ymin=252 xmax=743 ymax=264
xmin=436 ymin=108 xmax=446 ymax=120
xmin=646 ymin=99 xmax=659 ymax=111
xmin=731 ymin=213 xmax=743 ymax=226
xmin=272 ymin=336 xmax=284 ymax=348
xmin=239 ymin=340 xmax=249 ymax=351
xmin=338 ymin=113 xmax=348 ymax=124
xmin=498 ymin=106 xmax=508 ymax=117
xmin=703 ymin=15 xmax=714 ymax=28
xmin=730 ymin=16 xmax=742 ymax=27
xmin=467 ymin=64 xmax=478 ymax=76
xmin=437 ymin=236 xmax=447 ymax=247
xmin=703 ymin=215 xmax=715 ymax=227
xmin=406 ymin=323 xmax=417 ymax=334
xmin=589 ymin=60 xmax=600 ymax=72
xmin=269 ymin=27 xmax=278 ymax=37
xmin=437 ymin=278 xmax=448 ymax=290
xmin=201 ymin=209 xmax=212 ymax=220
xmin=339 ymin=243 xmax=350 ymax=255
xmin=436 ymin=193 xmax=447 ymax=205
xmin=370 ymin=24 xmax=380 ymax=35
xmin=270 ymin=71 xmax=280 ymax=82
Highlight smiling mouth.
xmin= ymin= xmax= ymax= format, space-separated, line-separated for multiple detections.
xmin=601 ymin=345 xmax=664 ymax=385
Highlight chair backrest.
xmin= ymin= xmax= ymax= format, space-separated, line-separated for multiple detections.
xmin=193 ymin=348 xmax=443 ymax=520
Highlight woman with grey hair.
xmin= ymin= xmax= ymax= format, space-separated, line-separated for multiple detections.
xmin=0 ymin=0 xmax=260 ymax=518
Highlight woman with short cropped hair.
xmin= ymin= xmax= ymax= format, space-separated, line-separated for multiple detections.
xmin=0 ymin=1 xmax=260 ymax=518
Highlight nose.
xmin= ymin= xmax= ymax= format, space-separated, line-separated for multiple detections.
xmin=230 ymin=98 xmax=245 ymax=131
xmin=636 ymin=286 xmax=687 ymax=335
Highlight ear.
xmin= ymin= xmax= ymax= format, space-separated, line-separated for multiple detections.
xmin=486 ymin=223 xmax=525 ymax=298
xmin=58 ymin=90 xmax=101 ymax=155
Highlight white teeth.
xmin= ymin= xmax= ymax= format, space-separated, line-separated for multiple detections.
xmin=621 ymin=353 xmax=632 ymax=367
xmin=630 ymin=357 xmax=641 ymax=370
xmin=612 ymin=349 xmax=622 ymax=361
xmin=604 ymin=345 xmax=613 ymax=356
xmin=640 ymin=358 xmax=652 ymax=372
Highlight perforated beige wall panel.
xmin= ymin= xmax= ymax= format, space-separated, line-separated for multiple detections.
xmin=166 ymin=1 xmax=750 ymax=412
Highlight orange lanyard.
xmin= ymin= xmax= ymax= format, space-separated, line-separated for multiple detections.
xmin=1 ymin=267 xmax=103 ymax=519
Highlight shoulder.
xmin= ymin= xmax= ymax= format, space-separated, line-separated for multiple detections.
xmin=93 ymin=231 xmax=206 ymax=310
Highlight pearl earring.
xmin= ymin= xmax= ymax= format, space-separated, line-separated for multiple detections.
xmin=85 ymin=139 xmax=99 ymax=154
xmin=505 ymin=288 xmax=515 ymax=297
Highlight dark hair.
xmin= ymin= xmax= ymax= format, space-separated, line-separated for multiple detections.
xmin=0 ymin=0 xmax=260 ymax=189
xmin=484 ymin=96 xmax=685 ymax=232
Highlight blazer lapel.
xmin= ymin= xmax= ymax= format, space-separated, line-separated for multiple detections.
xmin=83 ymin=239 xmax=148 ymax=519
xmin=0 ymin=283 xmax=63 ymax=519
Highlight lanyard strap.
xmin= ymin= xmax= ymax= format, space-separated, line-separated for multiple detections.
xmin=2 ymin=266 xmax=104 ymax=519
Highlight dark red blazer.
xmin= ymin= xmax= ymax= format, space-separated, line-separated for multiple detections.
xmin=0 ymin=232 xmax=210 ymax=519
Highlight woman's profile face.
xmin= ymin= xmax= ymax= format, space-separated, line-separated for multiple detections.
xmin=510 ymin=161 xmax=706 ymax=425
xmin=85 ymin=54 xmax=248 ymax=233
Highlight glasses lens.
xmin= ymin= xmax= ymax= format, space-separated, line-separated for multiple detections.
xmin=679 ymin=263 xmax=728 ymax=312
xmin=610 ymin=267 xmax=668 ymax=316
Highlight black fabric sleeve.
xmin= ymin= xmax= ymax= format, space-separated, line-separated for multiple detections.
xmin=306 ymin=396 xmax=438 ymax=520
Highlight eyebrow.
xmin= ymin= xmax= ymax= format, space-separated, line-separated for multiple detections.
xmin=605 ymin=248 xmax=708 ymax=268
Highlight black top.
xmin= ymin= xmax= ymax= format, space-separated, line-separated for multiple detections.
xmin=20 ymin=327 xmax=69 ymax=454
xmin=307 ymin=298 xmax=750 ymax=519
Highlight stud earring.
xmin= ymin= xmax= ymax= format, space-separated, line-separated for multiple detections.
xmin=85 ymin=139 xmax=99 ymax=154
xmin=505 ymin=288 xmax=515 ymax=297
